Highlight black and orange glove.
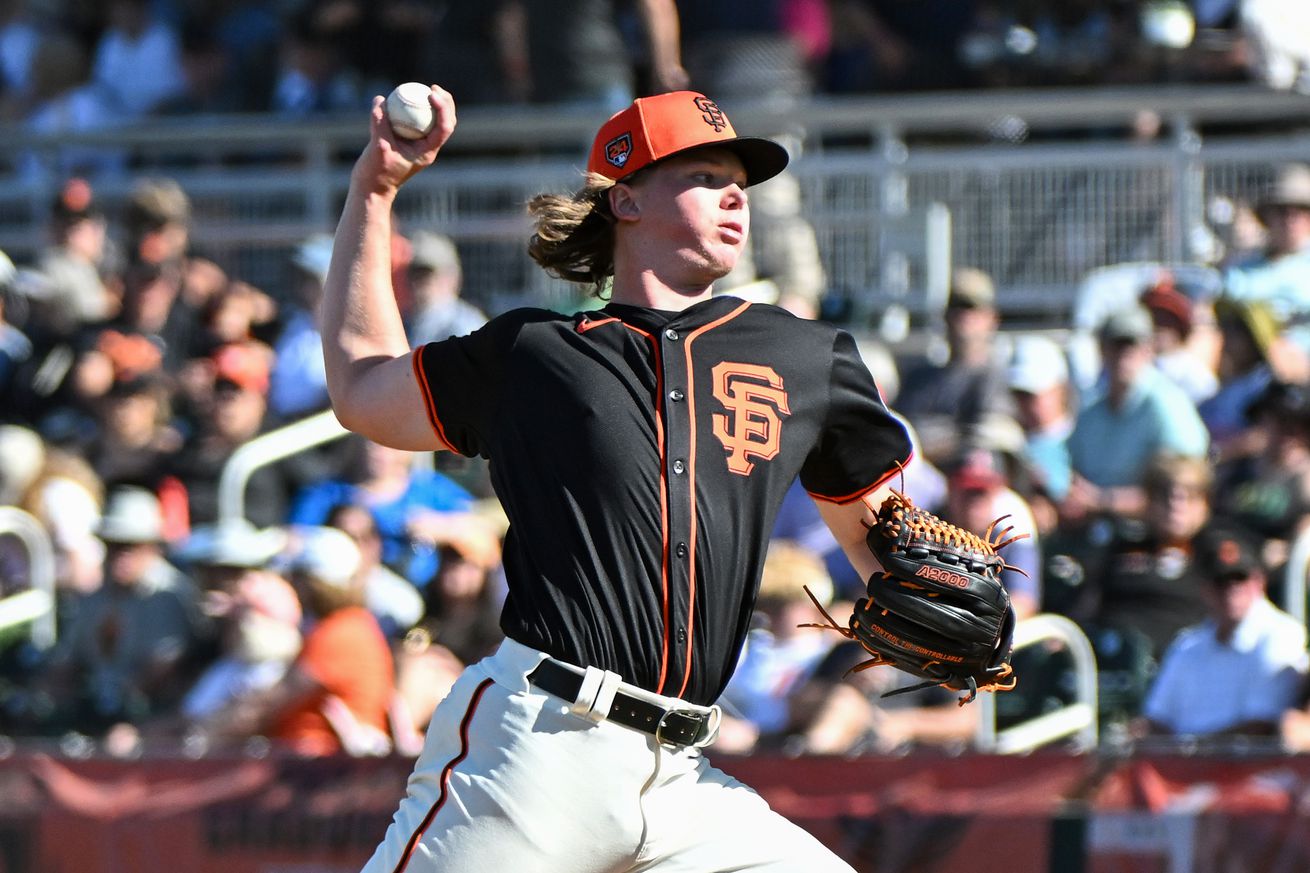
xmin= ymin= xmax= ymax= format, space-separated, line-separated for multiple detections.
xmin=804 ymin=488 xmax=1021 ymax=705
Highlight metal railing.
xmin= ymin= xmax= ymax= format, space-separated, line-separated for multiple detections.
xmin=1282 ymin=527 xmax=1310 ymax=629
xmin=0 ymin=507 xmax=57 ymax=650
xmin=4 ymin=84 xmax=1310 ymax=324
xmin=974 ymin=613 xmax=1099 ymax=754
xmin=215 ymin=408 xmax=349 ymax=523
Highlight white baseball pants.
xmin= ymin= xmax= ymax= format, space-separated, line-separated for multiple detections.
xmin=360 ymin=636 xmax=855 ymax=873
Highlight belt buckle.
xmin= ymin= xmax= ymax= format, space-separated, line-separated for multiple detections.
xmin=655 ymin=709 xmax=704 ymax=748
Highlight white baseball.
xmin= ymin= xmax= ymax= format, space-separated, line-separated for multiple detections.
xmin=385 ymin=82 xmax=435 ymax=140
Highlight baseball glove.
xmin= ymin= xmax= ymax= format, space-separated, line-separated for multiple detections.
xmin=803 ymin=488 xmax=1021 ymax=705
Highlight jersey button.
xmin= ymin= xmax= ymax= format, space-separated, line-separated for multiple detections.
xmin=676 ymin=542 xmax=687 ymax=558
xmin=673 ymin=459 xmax=685 ymax=474
xmin=676 ymin=627 xmax=687 ymax=644
xmin=664 ymin=328 xmax=680 ymax=341
xmin=669 ymin=389 xmax=684 ymax=402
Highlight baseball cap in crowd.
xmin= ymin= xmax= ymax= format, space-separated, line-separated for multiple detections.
xmin=1140 ymin=277 xmax=1195 ymax=338
xmin=1191 ymin=522 xmax=1262 ymax=583
xmin=1213 ymin=297 xmax=1280 ymax=362
xmin=947 ymin=268 xmax=996 ymax=310
xmin=408 ymin=231 xmax=461 ymax=275
xmin=284 ymin=525 xmax=362 ymax=590
xmin=212 ymin=343 xmax=270 ymax=395
xmin=1098 ymin=305 xmax=1154 ymax=344
xmin=177 ymin=519 xmax=288 ymax=569
xmin=1008 ymin=335 xmax=1068 ymax=395
xmin=587 ymin=90 xmax=789 ymax=187
xmin=126 ymin=177 xmax=191 ymax=230
xmin=97 ymin=486 xmax=164 ymax=544
xmin=948 ymin=447 xmax=1009 ymax=493
xmin=1257 ymin=163 xmax=1310 ymax=218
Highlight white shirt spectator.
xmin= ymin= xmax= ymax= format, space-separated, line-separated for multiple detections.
xmin=1143 ymin=596 xmax=1308 ymax=735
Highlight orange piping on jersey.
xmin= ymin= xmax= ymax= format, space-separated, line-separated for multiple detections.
xmin=805 ymin=450 xmax=916 ymax=505
xmin=614 ymin=321 xmax=673 ymax=691
xmin=391 ymin=677 xmax=494 ymax=873
xmin=676 ymin=298 xmax=752 ymax=698
xmin=411 ymin=345 xmax=457 ymax=452
xmin=578 ymin=316 xmax=621 ymax=333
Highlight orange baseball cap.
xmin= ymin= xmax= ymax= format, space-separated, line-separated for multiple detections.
xmin=587 ymin=91 xmax=789 ymax=186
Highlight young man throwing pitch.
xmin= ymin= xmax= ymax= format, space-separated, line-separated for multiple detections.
xmin=324 ymin=85 xmax=916 ymax=871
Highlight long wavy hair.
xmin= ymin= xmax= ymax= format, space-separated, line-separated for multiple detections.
xmin=527 ymin=172 xmax=619 ymax=297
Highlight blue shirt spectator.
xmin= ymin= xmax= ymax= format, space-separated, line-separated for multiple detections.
xmin=289 ymin=441 xmax=474 ymax=587
xmin=1068 ymin=309 xmax=1209 ymax=491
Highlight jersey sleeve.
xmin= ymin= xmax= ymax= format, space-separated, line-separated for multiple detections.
xmin=799 ymin=329 xmax=912 ymax=503
xmin=412 ymin=312 xmax=522 ymax=458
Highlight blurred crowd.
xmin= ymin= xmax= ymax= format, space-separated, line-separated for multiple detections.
xmin=5 ymin=161 xmax=1310 ymax=760
xmin=0 ymin=0 xmax=1302 ymax=148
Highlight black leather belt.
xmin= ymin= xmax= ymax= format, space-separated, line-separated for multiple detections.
xmin=527 ymin=658 xmax=714 ymax=748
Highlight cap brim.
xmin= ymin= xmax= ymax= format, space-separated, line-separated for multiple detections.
xmin=629 ymin=136 xmax=790 ymax=187
xmin=722 ymin=137 xmax=790 ymax=187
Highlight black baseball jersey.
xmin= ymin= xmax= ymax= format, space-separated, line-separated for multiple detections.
xmin=413 ymin=295 xmax=911 ymax=705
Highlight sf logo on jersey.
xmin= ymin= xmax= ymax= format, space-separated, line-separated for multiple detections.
xmin=710 ymin=362 xmax=790 ymax=475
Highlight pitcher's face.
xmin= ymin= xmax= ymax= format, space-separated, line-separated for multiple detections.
xmin=622 ymin=149 xmax=750 ymax=284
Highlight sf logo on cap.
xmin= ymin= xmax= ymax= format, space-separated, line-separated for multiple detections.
xmin=605 ymin=133 xmax=633 ymax=168
xmin=694 ymin=97 xmax=727 ymax=133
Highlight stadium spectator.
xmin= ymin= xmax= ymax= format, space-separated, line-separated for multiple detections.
xmin=393 ymin=512 xmax=506 ymax=735
xmin=167 ymin=342 xmax=289 ymax=527
xmin=403 ymin=231 xmax=487 ymax=346
xmin=1138 ymin=521 xmax=1307 ymax=739
xmin=34 ymin=486 xmax=205 ymax=733
xmin=268 ymin=234 xmax=332 ymax=420
xmin=1064 ymin=305 xmax=1209 ymax=524
xmin=895 ymin=267 xmax=1018 ymax=468
xmin=204 ymin=525 xmax=396 ymax=756
xmin=0 ymin=0 xmax=41 ymax=116
xmin=1007 ymin=334 xmax=1075 ymax=505
xmin=1224 ymin=164 xmax=1310 ymax=353
xmin=325 ymin=501 xmax=425 ymax=639
xmin=30 ymin=178 xmax=114 ymax=341
xmin=269 ymin=10 xmax=363 ymax=117
xmin=289 ymin=439 xmax=475 ymax=587
xmin=416 ymin=524 xmax=505 ymax=668
xmin=1212 ymin=379 xmax=1310 ymax=578
xmin=509 ymin=0 xmax=685 ymax=111
xmin=176 ymin=525 xmax=300 ymax=726
xmin=942 ymin=447 xmax=1041 ymax=620
xmin=36 ymin=322 xmax=164 ymax=453
xmin=1140 ymin=275 xmax=1220 ymax=403
xmin=87 ymin=370 xmax=183 ymax=492
xmin=20 ymin=30 xmax=126 ymax=181
xmin=1198 ymin=297 xmax=1279 ymax=460
xmin=123 ymin=177 xmax=232 ymax=319
xmin=91 ymin=0 xmax=186 ymax=118
xmin=715 ymin=541 xmax=839 ymax=753
xmin=14 ymin=442 xmax=105 ymax=597
xmin=1069 ymin=454 xmax=1215 ymax=660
